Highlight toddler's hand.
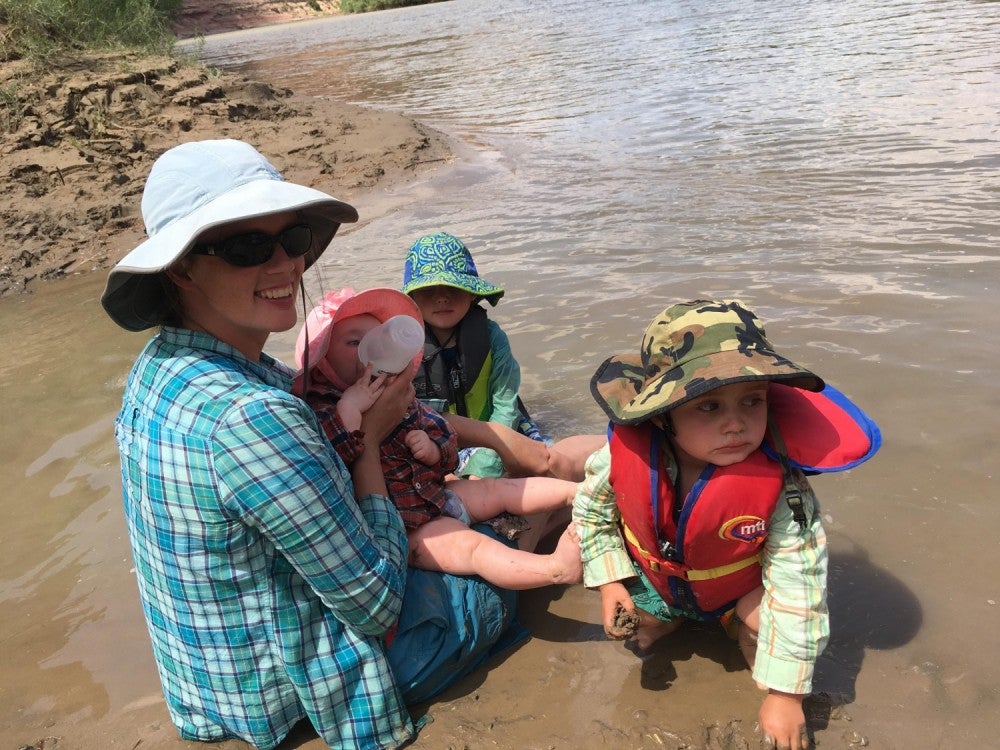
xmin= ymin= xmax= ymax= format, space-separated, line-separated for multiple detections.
xmin=759 ymin=691 xmax=809 ymax=750
xmin=406 ymin=429 xmax=441 ymax=465
xmin=599 ymin=581 xmax=637 ymax=640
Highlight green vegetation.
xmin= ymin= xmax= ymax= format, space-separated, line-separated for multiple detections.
xmin=340 ymin=0 xmax=449 ymax=13
xmin=0 ymin=0 xmax=180 ymax=61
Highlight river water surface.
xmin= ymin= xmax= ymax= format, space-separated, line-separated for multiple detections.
xmin=3 ymin=0 xmax=999 ymax=747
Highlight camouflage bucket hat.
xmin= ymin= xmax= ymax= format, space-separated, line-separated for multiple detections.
xmin=592 ymin=299 xmax=825 ymax=425
xmin=401 ymin=232 xmax=504 ymax=306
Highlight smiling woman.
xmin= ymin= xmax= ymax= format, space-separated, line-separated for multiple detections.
xmin=165 ymin=210 xmax=309 ymax=359
xmin=101 ymin=139 xmax=422 ymax=748
xmin=98 ymin=138 xmax=535 ymax=749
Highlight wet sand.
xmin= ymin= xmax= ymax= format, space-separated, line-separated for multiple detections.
xmin=1 ymin=207 xmax=920 ymax=750
xmin=4 ymin=4 xmax=999 ymax=750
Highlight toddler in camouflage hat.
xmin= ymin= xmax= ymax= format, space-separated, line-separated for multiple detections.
xmin=573 ymin=299 xmax=880 ymax=750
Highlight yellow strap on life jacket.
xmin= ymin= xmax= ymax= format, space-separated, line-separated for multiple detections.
xmin=686 ymin=553 xmax=763 ymax=581
xmin=621 ymin=522 xmax=763 ymax=581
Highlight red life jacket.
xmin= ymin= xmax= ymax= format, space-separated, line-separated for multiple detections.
xmin=608 ymin=383 xmax=880 ymax=619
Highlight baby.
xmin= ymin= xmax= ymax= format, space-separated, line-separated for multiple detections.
xmin=294 ymin=286 xmax=583 ymax=590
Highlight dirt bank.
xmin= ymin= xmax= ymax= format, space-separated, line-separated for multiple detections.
xmin=171 ymin=0 xmax=343 ymax=39
xmin=0 ymin=47 xmax=452 ymax=298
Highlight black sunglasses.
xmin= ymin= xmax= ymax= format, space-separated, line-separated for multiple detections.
xmin=189 ymin=223 xmax=314 ymax=267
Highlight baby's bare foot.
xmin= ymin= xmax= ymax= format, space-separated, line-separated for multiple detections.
xmin=549 ymin=524 xmax=583 ymax=584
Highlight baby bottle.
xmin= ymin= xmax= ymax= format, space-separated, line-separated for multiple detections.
xmin=358 ymin=315 xmax=425 ymax=375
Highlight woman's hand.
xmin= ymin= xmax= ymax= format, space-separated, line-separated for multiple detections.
xmin=359 ymin=372 xmax=414 ymax=445
xmin=351 ymin=373 xmax=414 ymax=499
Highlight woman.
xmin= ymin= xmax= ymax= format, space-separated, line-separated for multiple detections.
xmin=101 ymin=139 xmax=532 ymax=749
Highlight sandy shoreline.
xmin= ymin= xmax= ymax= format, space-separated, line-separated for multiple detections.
xmin=0 ymin=46 xmax=453 ymax=299
xmin=1 ymin=9 xmax=465 ymax=749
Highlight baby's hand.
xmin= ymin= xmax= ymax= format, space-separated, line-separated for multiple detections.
xmin=405 ymin=429 xmax=441 ymax=465
xmin=336 ymin=365 xmax=386 ymax=431
xmin=342 ymin=365 xmax=386 ymax=411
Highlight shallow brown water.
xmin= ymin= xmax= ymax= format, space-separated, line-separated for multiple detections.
xmin=4 ymin=0 xmax=1000 ymax=748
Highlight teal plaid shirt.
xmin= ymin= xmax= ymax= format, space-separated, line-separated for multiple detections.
xmin=573 ymin=444 xmax=829 ymax=695
xmin=115 ymin=327 xmax=413 ymax=749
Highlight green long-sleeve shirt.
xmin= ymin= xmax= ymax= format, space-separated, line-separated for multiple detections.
xmin=572 ymin=444 xmax=829 ymax=695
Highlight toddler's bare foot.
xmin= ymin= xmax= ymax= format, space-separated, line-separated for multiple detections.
xmin=549 ymin=524 xmax=583 ymax=584
xmin=629 ymin=617 xmax=681 ymax=650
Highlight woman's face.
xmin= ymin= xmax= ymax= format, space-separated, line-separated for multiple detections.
xmin=169 ymin=211 xmax=305 ymax=360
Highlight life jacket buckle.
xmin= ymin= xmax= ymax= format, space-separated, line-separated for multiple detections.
xmin=658 ymin=539 xmax=681 ymax=561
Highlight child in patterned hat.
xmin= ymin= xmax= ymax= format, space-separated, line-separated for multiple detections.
xmin=402 ymin=231 xmax=603 ymax=481
xmin=573 ymin=299 xmax=880 ymax=750
xmin=294 ymin=286 xmax=583 ymax=590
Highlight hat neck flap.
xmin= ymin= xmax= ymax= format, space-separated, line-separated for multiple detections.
xmin=762 ymin=382 xmax=881 ymax=473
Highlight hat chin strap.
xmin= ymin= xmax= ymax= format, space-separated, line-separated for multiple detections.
xmin=299 ymin=279 xmax=313 ymax=396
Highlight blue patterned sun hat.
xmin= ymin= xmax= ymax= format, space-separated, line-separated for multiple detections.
xmin=401 ymin=232 xmax=504 ymax=306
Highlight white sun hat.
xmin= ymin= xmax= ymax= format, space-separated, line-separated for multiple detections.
xmin=100 ymin=138 xmax=359 ymax=331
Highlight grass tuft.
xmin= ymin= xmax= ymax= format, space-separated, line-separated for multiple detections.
xmin=0 ymin=0 xmax=181 ymax=62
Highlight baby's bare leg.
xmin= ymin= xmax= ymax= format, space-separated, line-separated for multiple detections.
xmin=408 ymin=516 xmax=582 ymax=590
xmin=449 ymin=476 xmax=577 ymax=522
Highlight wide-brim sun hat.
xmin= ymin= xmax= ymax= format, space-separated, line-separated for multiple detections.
xmin=293 ymin=287 xmax=423 ymax=394
xmin=100 ymin=138 xmax=359 ymax=331
xmin=592 ymin=298 xmax=825 ymax=425
xmin=400 ymin=231 xmax=504 ymax=306
xmin=294 ymin=286 xmax=423 ymax=370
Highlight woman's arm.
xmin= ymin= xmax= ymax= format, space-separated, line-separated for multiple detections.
xmin=214 ymin=385 xmax=412 ymax=635
xmin=353 ymin=372 xmax=414 ymax=497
